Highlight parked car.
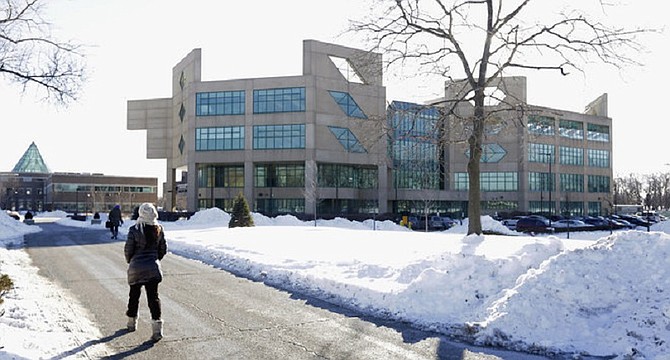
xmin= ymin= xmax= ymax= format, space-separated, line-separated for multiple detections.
xmin=501 ymin=216 xmax=525 ymax=230
xmin=515 ymin=217 xmax=555 ymax=233
xmin=619 ymin=214 xmax=652 ymax=227
xmin=552 ymin=219 xmax=593 ymax=230
xmin=440 ymin=216 xmax=457 ymax=229
xmin=429 ymin=216 xmax=446 ymax=230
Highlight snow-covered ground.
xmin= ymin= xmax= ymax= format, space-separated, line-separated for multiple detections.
xmin=1 ymin=209 xmax=669 ymax=359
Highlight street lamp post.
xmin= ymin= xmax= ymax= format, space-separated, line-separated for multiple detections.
xmin=541 ymin=152 xmax=553 ymax=223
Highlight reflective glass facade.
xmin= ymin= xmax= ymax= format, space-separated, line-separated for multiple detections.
xmin=527 ymin=115 xmax=555 ymax=136
xmin=196 ymin=91 xmax=245 ymax=116
xmin=528 ymin=143 xmax=555 ymax=163
xmin=559 ymin=146 xmax=584 ymax=166
xmin=560 ymin=173 xmax=584 ymax=192
xmin=588 ymin=175 xmax=610 ymax=193
xmin=587 ymin=149 xmax=610 ymax=168
xmin=559 ymin=119 xmax=584 ymax=140
xmin=253 ymin=124 xmax=305 ymax=149
xmin=328 ymin=126 xmax=366 ymax=153
xmin=454 ymin=172 xmax=518 ymax=191
xmin=253 ymin=87 xmax=305 ymax=114
xmin=529 ymin=172 xmax=555 ymax=192
xmin=328 ymin=91 xmax=367 ymax=119
xmin=254 ymin=164 xmax=305 ymax=187
xmin=587 ymin=123 xmax=610 ymax=142
xmin=318 ymin=164 xmax=377 ymax=189
xmin=389 ymin=101 xmax=442 ymax=190
xmin=195 ymin=126 xmax=244 ymax=151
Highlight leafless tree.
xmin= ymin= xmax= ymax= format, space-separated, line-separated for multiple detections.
xmin=1 ymin=0 xmax=86 ymax=105
xmin=352 ymin=0 xmax=653 ymax=234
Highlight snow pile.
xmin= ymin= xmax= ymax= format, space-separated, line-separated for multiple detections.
xmin=0 ymin=211 xmax=40 ymax=244
xmin=475 ymin=231 xmax=670 ymax=358
xmin=446 ymin=215 xmax=520 ymax=236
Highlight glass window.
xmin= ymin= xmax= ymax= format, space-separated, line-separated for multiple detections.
xmin=527 ymin=115 xmax=555 ymax=136
xmin=560 ymin=173 xmax=584 ymax=192
xmin=318 ymin=164 xmax=378 ymax=189
xmin=528 ymin=143 xmax=555 ymax=163
xmin=328 ymin=126 xmax=366 ymax=153
xmin=254 ymin=164 xmax=305 ymax=188
xmin=196 ymin=91 xmax=245 ymax=116
xmin=559 ymin=119 xmax=584 ymax=139
xmin=328 ymin=91 xmax=367 ymax=119
xmin=253 ymin=124 xmax=305 ymax=149
xmin=253 ymin=87 xmax=305 ymax=114
xmin=588 ymin=175 xmax=610 ymax=193
xmin=587 ymin=149 xmax=610 ymax=168
xmin=587 ymin=123 xmax=610 ymax=142
xmin=559 ymin=146 xmax=584 ymax=166
xmin=529 ymin=172 xmax=555 ymax=191
xmin=453 ymin=172 xmax=518 ymax=191
xmin=196 ymin=127 xmax=244 ymax=151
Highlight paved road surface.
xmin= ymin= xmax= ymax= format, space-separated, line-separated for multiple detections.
xmin=24 ymin=223 xmax=549 ymax=359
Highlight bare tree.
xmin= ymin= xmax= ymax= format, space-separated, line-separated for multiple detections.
xmin=1 ymin=0 xmax=86 ymax=105
xmin=352 ymin=0 xmax=653 ymax=234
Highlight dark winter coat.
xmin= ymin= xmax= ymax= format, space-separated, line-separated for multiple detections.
xmin=108 ymin=207 xmax=123 ymax=226
xmin=124 ymin=224 xmax=167 ymax=285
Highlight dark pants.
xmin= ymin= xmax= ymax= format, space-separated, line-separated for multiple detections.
xmin=126 ymin=281 xmax=161 ymax=320
xmin=110 ymin=224 xmax=119 ymax=238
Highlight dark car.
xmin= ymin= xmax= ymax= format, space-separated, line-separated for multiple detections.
xmin=515 ymin=217 xmax=555 ymax=233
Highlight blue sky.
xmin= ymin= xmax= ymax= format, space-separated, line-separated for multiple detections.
xmin=1 ymin=0 xmax=667 ymax=192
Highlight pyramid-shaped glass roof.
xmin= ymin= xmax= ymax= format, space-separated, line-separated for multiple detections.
xmin=12 ymin=142 xmax=50 ymax=173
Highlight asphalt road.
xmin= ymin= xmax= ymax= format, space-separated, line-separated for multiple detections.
xmin=23 ymin=222 xmax=549 ymax=360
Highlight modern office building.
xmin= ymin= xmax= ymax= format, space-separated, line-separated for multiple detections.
xmin=128 ymin=41 xmax=613 ymax=218
xmin=128 ymin=40 xmax=387 ymax=216
xmin=1 ymin=142 xmax=158 ymax=214
xmin=390 ymin=76 xmax=613 ymax=217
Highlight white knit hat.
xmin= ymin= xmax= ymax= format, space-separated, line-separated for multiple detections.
xmin=137 ymin=203 xmax=159 ymax=226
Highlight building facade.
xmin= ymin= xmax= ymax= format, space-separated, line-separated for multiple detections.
xmin=44 ymin=173 xmax=158 ymax=214
xmin=389 ymin=77 xmax=613 ymax=217
xmin=1 ymin=142 xmax=158 ymax=214
xmin=128 ymin=40 xmax=387 ymax=216
xmin=129 ymin=41 xmax=613 ymax=218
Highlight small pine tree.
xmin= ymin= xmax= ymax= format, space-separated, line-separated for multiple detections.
xmin=229 ymin=193 xmax=254 ymax=228
xmin=0 ymin=274 xmax=13 ymax=306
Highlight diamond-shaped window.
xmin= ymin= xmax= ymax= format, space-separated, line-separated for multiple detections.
xmin=328 ymin=91 xmax=367 ymax=119
xmin=178 ymin=135 xmax=185 ymax=155
xmin=179 ymin=103 xmax=186 ymax=122
xmin=179 ymin=71 xmax=186 ymax=90
xmin=329 ymin=126 xmax=366 ymax=153
xmin=465 ymin=143 xmax=507 ymax=163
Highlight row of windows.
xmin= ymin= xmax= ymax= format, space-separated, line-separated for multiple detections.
xmin=529 ymin=143 xmax=610 ymax=168
xmin=453 ymin=172 xmax=519 ymax=192
xmin=195 ymin=127 xmax=244 ymax=151
xmin=195 ymin=124 xmax=368 ymax=153
xmin=451 ymin=172 xmax=609 ymax=193
xmin=53 ymin=184 xmax=156 ymax=193
xmin=195 ymin=88 xmax=372 ymax=119
xmin=318 ymin=164 xmax=378 ymax=189
xmin=528 ymin=115 xmax=610 ymax=142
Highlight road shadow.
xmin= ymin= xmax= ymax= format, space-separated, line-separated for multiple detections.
xmin=22 ymin=223 xmax=124 ymax=249
xmin=51 ymin=329 xmax=135 ymax=359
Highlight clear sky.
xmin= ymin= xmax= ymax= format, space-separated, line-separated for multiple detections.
xmin=1 ymin=0 xmax=667 ymax=194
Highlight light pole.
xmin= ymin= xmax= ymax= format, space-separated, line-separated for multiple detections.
xmin=541 ymin=152 xmax=553 ymax=223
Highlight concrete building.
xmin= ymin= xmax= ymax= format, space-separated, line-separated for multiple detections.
xmin=128 ymin=41 xmax=612 ymax=218
xmin=128 ymin=40 xmax=387 ymax=216
xmin=390 ymin=76 xmax=613 ymax=217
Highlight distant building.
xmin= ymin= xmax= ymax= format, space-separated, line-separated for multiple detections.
xmin=128 ymin=40 xmax=613 ymax=218
xmin=1 ymin=142 xmax=158 ymax=214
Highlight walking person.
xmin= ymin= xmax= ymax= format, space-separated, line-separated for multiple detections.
xmin=108 ymin=205 xmax=123 ymax=239
xmin=124 ymin=203 xmax=167 ymax=341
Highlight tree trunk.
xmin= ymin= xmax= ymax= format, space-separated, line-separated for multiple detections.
xmin=467 ymin=90 xmax=486 ymax=235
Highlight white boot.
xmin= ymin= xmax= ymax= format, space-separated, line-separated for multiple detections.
xmin=151 ymin=319 xmax=163 ymax=341
xmin=126 ymin=316 xmax=137 ymax=331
